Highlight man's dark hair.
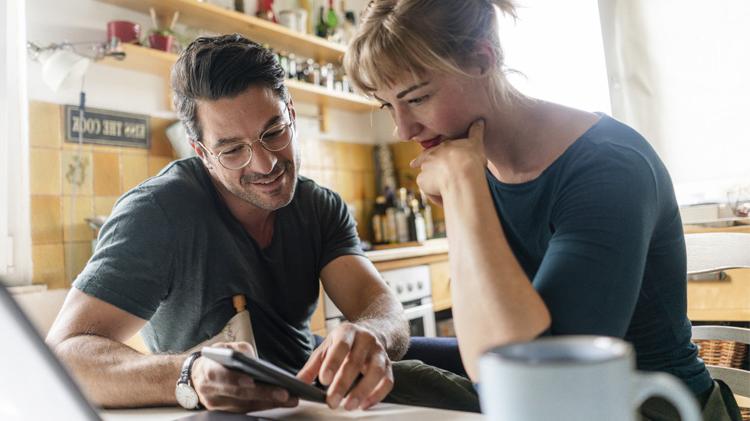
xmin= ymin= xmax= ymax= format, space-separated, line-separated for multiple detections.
xmin=171 ymin=34 xmax=289 ymax=142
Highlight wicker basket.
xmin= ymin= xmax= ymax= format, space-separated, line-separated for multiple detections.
xmin=694 ymin=339 xmax=748 ymax=368
xmin=694 ymin=339 xmax=749 ymax=420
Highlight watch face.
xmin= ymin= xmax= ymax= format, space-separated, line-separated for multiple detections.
xmin=175 ymin=382 xmax=200 ymax=409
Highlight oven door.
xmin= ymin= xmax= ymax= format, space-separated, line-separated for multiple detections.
xmin=403 ymin=299 xmax=436 ymax=337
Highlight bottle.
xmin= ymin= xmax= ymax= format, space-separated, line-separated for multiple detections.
xmin=419 ymin=191 xmax=434 ymax=239
xmin=256 ymin=0 xmax=277 ymax=23
xmin=326 ymin=0 xmax=341 ymax=42
xmin=384 ymin=187 xmax=399 ymax=243
xmin=303 ymin=58 xmax=316 ymax=84
xmin=286 ymin=53 xmax=297 ymax=79
xmin=277 ymin=51 xmax=289 ymax=78
xmin=315 ymin=6 xmax=328 ymax=38
xmin=371 ymin=196 xmax=387 ymax=244
xmin=395 ymin=188 xmax=411 ymax=243
xmin=411 ymin=198 xmax=427 ymax=242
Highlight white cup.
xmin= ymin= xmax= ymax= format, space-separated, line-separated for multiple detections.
xmin=479 ymin=336 xmax=701 ymax=421
xmin=278 ymin=10 xmax=297 ymax=32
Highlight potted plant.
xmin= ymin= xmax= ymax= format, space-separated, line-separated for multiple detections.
xmin=146 ymin=8 xmax=179 ymax=52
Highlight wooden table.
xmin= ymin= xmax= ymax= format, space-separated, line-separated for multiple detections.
xmin=101 ymin=401 xmax=485 ymax=420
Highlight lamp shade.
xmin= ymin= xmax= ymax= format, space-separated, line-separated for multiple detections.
xmin=38 ymin=48 xmax=91 ymax=91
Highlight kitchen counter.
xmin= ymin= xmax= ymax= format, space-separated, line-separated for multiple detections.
xmin=365 ymin=238 xmax=449 ymax=263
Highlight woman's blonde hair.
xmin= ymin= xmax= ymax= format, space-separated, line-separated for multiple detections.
xmin=344 ymin=0 xmax=518 ymax=104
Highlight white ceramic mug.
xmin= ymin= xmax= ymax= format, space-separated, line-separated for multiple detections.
xmin=479 ymin=336 xmax=701 ymax=421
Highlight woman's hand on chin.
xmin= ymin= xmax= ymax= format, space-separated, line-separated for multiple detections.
xmin=410 ymin=119 xmax=488 ymax=202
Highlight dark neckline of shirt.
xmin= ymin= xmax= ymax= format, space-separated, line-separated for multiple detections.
xmin=485 ymin=112 xmax=609 ymax=190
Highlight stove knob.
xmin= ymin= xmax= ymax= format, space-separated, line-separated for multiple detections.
xmin=417 ymin=281 xmax=424 ymax=290
xmin=396 ymin=285 xmax=403 ymax=294
xmin=407 ymin=283 xmax=413 ymax=292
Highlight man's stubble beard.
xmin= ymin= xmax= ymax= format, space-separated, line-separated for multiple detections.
xmin=232 ymin=151 xmax=301 ymax=211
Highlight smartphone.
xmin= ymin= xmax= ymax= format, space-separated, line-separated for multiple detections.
xmin=201 ymin=347 xmax=327 ymax=403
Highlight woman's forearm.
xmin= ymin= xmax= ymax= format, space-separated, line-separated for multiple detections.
xmin=442 ymin=171 xmax=550 ymax=381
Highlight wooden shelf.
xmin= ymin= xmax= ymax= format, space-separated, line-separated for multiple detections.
xmin=101 ymin=44 xmax=378 ymax=112
xmin=97 ymin=0 xmax=347 ymax=64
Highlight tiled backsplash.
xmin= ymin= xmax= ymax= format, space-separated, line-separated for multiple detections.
xmin=28 ymin=101 xmax=384 ymax=289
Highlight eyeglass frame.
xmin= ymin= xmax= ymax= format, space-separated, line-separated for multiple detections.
xmin=195 ymin=102 xmax=295 ymax=171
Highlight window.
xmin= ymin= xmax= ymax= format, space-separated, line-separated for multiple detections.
xmin=600 ymin=0 xmax=750 ymax=204
xmin=498 ymin=0 xmax=612 ymax=114
xmin=1 ymin=0 xmax=33 ymax=285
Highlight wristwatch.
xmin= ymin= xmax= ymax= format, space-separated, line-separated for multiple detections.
xmin=175 ymin=351 xmax=202 ymax=409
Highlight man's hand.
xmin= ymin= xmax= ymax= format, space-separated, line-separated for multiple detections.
xmin=297 ymin=322 xmax=393 ymax=411
xmin=191 ymin=342 xmax=299 ymax=413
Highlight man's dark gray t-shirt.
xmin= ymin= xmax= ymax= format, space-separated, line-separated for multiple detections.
xmin=73 ymin=157 xmax=363 ymax=372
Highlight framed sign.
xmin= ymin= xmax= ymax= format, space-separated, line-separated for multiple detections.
xmin=64 ymin=105 xmax=150 ymax=149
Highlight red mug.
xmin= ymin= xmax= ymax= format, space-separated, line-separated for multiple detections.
xmin=148 ymin=33 xmax=174 ymax=52
xmin=107 ymin=21 xmax=140 ymax=44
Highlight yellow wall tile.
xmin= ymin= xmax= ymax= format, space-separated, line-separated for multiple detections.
xmin=301 ymin=168 xmax=322 ymax=184
xmin=64 ymin=242 xmax=93 ymax=285
xmin=121 ymin=154 xmax=149 ymax=191
xmin=32 ymin=244 xmax=66 ymax=289
xmin=31 ymin=195 xmax=63 ymax=245
xmin=363 ymin=171 xmax=377 ymax=202
xmin=93 ymin=152 xmax=122 ymax=196
xmin=300 ymin=139 xmax=323 ymax=169
xmin=352 ymin=144 xmax=374 ymax=171
xmin=334 ymin=170 xmax=363 ymax=202
xmin=62 ymin=196 xmax=94 ymax=242
xmin=94 ymin=196 xmax=119 ymax=217
xmin=318 ymin=169 xmax=336 ymax=190
xmin=334 ymin=143 xmax=374 ymax=171
xmin=148 ymin=157 xmax=173 ymax=177
xmin=333 ymin=143 xmax=357 ymax=171
xmin=61 ymin=150 xmax=93 ymax=195
xmin=30 ymin=148 xmax=62 ymax=195
xmin=150 ymin=118 xmax=176 ymax=158
xmin=391 ymin=141 xmax=422 ymax=169
xmin=28 ymin=101 xmax=62 ymax=148
xmin=348 ymin=199 xmax=369 ymax=241
xmin=317 ymin=141 xmax=337 ymax=169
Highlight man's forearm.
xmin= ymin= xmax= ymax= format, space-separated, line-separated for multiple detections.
xmin=354 ymin=296 xmax=409 ymax=361
xmin=54 ymin=335 xmax=183 ymax=408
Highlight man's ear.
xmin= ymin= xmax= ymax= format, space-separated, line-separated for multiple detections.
xmin=288 ymin=98 xmax=297 ymax=121
xmin=191 ymin=140 xmax=213 ymax=169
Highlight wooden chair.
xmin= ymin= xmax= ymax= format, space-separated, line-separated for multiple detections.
xmin=686 ymin=233 xmax=750 ymax=419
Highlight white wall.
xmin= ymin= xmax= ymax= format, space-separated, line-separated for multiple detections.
xmin=26 ymin=0 xmax=389 ymax=144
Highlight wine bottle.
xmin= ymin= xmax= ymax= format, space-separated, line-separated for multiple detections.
xmin=371 ymin=196 xmax=387 ymax=244
xmin=315 ymin=6 xmax=327 ymax=38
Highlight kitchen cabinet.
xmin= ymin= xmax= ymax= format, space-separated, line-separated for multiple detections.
xmin=429 ymin=260 xmax=451 ymax=312
xmin=685 ymin=224 xmax=750 ymax=322
xmin=310 ymin=240 xmax=451 ymax=337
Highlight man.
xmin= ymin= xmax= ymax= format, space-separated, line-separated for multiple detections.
xmin=46 ymin=34 xmax=409 ymax=413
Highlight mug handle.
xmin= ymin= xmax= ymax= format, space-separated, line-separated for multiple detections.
xmin=631 ymin=372 xmax=702 ymax=421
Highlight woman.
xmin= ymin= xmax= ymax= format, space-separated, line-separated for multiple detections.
xmin=344 ymin=1 xmax=741 ymax=419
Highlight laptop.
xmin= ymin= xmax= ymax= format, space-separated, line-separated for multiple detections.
xmin=0 ymin=281 xmax=101 ymax=420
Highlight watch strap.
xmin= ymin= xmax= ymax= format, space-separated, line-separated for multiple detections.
xmin=178 ymin=351 xmax=202 ymax=386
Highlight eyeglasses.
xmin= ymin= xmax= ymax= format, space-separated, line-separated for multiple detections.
xmin=198 ymin=104 xmax=295 ymax=170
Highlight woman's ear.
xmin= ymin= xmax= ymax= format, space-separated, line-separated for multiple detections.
xmin=471 ymin=40 xmax=497 ymax=76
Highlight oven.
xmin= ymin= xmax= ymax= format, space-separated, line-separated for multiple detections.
xmin=323 ymin=265 xmax=436 ymax=337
